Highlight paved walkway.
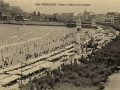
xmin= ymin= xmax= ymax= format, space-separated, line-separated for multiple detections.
xmin=104 ymin=71 xmax=120 ymax=90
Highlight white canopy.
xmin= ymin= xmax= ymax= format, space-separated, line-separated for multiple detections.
xmin=40 ymin=62 xmax=52 ymax=69
xmin=22 ymin=66 xmax=42 ymax=75
xmin=0 ymin=74 xmax=10 ymax=80
xmin=0 ymin=75 xmax=20 ymax=85
xmin=65 ymin=44 xmax=74 ymax=49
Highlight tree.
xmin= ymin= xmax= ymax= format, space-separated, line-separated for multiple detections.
xmin=30 ymin=83 xmax=34 ymax=90
xmin=0 ymin=0 xmax=9 ymax=11
xmin=0 ymin=0 xmax=4 ymax=10
xmin=10 ymin=6 xmax=23 ymax=14
xmin=33 ymin=76 xmax=37 ymax=83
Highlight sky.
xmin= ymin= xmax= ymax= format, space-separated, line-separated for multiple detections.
xmin=3 ymin=0 xmax=120 ymax=14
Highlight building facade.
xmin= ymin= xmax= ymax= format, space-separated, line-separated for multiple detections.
xmin=105 ymin=12 xmax=117 ymax=24
xmin=94 ymin=14 xmax=106 ymax=23
xmin=0 ymin=12 xmax=2 ymax=20
xmin=114 ymin=13 xmax=120 ymax=24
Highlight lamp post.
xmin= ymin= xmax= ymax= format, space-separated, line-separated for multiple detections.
xmin=76 ymin=17 xmax=82 ymax=54
xmin=91 ymin=19 xmax=96 ymax=29
xmin=39 ymin=65 xmax=41 ymax=77
xmin=20 ymin=62 xmax=27 ymax=85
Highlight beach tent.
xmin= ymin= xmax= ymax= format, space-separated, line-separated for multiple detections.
xmin=22 ymin=66 xmax=43 ymax=76
xmin=64 ymin=48 xmax=74 ymax=53
xmin=17 ymin=65 xmax=33 ymax=72
xmin=7 ymin=70 xmax=21 ymax=75
xmin=6 ymin=61 xmax=46 ymax=75
xmin=25 ymin=54 xmax=48 ymax=65
xmin=65 ymin=53 xmax=74 ymax=56
xmin=0 ymin=74 xmax=11 ymax=80
xmin=40 ymin=62 xmax=52 ymax=69
xmin=5 ymin=64 xmax=21 ymax=71
xmin=0 ymin=69 xmax=8 ymax=74
xmin=31 ymin=61 xmax=46 ymax=68
xmin=0 ymin=75 xmax=20 ymax=87
xmin=47 ymin=53 xmax=64 ymax=62
xmin=65 ymin=44 xmax=74 ymax=49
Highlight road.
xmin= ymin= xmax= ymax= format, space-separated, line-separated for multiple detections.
xmin=104 ymin=71 xmax=120 ymax=90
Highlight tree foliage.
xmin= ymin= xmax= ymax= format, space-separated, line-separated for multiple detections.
xmin=0 ymin=0 xmax=24 ymax=14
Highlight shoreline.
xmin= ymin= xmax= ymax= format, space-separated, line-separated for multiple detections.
xmin=0 ymin=21 xmax=97 ymax=28
xmin=0 ymin=21 xmax=67 ymax=26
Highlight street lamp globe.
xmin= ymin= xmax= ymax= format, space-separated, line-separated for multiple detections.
xmin=76 ymin=17 xmax=82 ymax=32
xmin=76 ymin=26 xmax=82 ymax=32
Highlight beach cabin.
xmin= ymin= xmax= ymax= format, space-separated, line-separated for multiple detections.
xmin=0 ymin=75 xmax=20 ymax=87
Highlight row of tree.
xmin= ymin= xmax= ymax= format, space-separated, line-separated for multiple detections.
xmin=0 ymin=0 xmax=26 ymax=14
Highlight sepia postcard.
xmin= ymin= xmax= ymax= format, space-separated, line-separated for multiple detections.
xmin=0 ymin=0 xmax=120 ymax=90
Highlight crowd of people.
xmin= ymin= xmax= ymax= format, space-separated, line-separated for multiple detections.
xmin=0 ymin=25 xmax=110 ymax=70
xmin=0 ymin=26 xmax=77 ymax=69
